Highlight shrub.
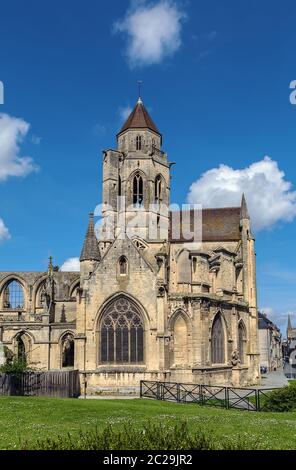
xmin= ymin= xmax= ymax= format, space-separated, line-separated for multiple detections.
xmin=0 ymin=358 xmax=27 ymax=375
xmin=25 ymin=421 xmax=266 ymax=451
xmin=263 ymin=384 xmax=296 ymax=412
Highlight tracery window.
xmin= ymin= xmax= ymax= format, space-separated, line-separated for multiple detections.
xmin=133 ymin=173 xmax=144 ymax=206
xmin=211 ymin=313 xmax=225 ymax=364
xmin=100 ymin=297 xmax=144 ymax=364
xmin=3 ymin=280 xmax=24 ymax=309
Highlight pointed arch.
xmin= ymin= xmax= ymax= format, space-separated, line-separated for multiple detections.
xmin=170 ymin=310 xmax=190 ymax=367
xmin=118 ymin=256 xmax=128 ymax=277
xmin=60 ymin=331 xmax=75 ymax=368
xmin=154 ymin=174 xmax=164 ymax=203
xmin=238 ymin=320 xmax=247 ymax=364
xmin=98 ymin=295 xmax=145 ymax=365
xmin=2 ymin=279 xmax=24 ymax=310
xmin=13 ymin=331 xmax=33 ymax=364
xmin=133 ymin=172 xmax=144 ymax=206
xmin=176 ymin=249 xmax=191 ymax=284
xmin=211 ymin=312 xmax=226 ymax=364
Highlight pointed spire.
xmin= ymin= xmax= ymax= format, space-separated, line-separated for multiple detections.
xmin=240 ymin=193 xmax=250 ymax=220
xmin=118 ymin=98 xmax=160 ymax=136
xmin=80 ymin=213 xmax=101 ymax=262
xmin=288 ymin=314 xmax=292 ymax=331
xmin=48 ymin=256 xmax=53 ymax=276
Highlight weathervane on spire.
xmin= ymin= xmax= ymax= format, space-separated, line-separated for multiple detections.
xmin=137 ymin=80 xmax=143 ymax=103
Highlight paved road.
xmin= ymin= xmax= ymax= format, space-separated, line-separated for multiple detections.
xmin=258 ymin=370 xmax=288 ymax=388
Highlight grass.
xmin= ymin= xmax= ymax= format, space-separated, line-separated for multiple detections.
xmin=0 ymin=397 xmax=296 ymax=449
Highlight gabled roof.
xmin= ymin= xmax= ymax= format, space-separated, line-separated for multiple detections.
xmin=118 ymin=98 xmax=160 ymax=136
xmin=80 ymin=213 xmax=101 ymax=262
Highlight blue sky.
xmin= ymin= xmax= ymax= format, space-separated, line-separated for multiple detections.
xmin=0 ymin=0 xmax=296 ymax=332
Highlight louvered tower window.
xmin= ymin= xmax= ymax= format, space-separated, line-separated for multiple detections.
xmin=155 ymin=175 xmax=162 ymax=203
xmin=136 ymin=135 xmax=142 ymax=150
xmin=133 ymin=173 xmax=144 ymax=206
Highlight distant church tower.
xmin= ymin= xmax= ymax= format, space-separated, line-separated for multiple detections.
xmin=101 ymin=97 xmax=171 ymax=241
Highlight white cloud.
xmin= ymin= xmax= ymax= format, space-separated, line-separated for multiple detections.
xmin=118 ymin=106 xmax=133 ymax=122
xmin=0 ymin=218 xmax=10 ymax=244
xmin=114 ymin=0 xmax=186 ymax=68
xmin=187 ymin=156 xmax=296 ymax=232
xmin=60 ymin=257 xmax=80 ymax=272
xmin=0 ymin=113 xmax=37 ymax=181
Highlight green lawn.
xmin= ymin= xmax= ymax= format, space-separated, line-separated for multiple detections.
xmin=0 ymin=396 xmax=296 ymax=450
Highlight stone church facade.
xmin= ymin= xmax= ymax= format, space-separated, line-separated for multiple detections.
xmin=0 ymin=97 xmax=260 ymax=394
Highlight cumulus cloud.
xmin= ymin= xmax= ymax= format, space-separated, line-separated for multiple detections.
xmin=0 ymin=218 xmax=10 ymax=243
xmin=114 ymin=0 xmax=186 ymax=68
xmin=60 ymin=257 xmax=80 ymax=272
xmin=187 ymin=157 xmax=296 ymax=232
xmin=0 ymin=113 xmax=37 ymax=181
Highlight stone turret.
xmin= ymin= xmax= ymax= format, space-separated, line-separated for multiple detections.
xmin=80 ymin=213 xmax=101 ymax=279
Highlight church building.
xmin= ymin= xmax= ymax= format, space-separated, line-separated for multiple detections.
xmin=0 ymin=96 xmax=260 ymax=393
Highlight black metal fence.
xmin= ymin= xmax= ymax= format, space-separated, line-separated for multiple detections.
xmin=140 ymin=380 xmax=278 ymax=412
xmin=0 ymin=370 xmax=81 ymax=398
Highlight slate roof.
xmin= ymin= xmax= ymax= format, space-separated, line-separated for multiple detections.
xmin=118 ymin=98 xmax=160 ymax=136
xmin=169 ymin=207 xmax=242 ymax=243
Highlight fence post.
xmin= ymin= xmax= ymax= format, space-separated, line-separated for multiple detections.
xmin=177 ymin=382 xmax=180 ymax=403
xmin=140 ymin=380 xmax=143 ymax=398
xmin=225 ymin=386 xmax=229 ymax=410
xmin=256 ymin=390 xmax=260 ymax=411
xmin=157 ymin=381 xmax=160 ymax=400
xmin=200 ymin=384 xmax=204 ymax=406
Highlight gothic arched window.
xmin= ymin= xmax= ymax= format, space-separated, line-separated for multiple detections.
xmin=61 ymin=333 xmax=75 ymax=368
xmin=17 ymin=335 xmax=26 ymax=363
xmin=238 ymin=321 xmax=246 ymax=364
xmin=118 ymin=256 xmax=128 ymax=276
xmin=211 ymin=314 xmax=225 ymax=364
xmin=133 ymin=173 xmax=144 ymax=206
xmin=3 ymin=280 xmax=24 ymax=310
xmin=100 ymin=297 xmax=144 ymax=364
xmin=136 ymin=135 xmax=142 ymax=150
xmin=155 ymin=175 xmax=162 ymax=203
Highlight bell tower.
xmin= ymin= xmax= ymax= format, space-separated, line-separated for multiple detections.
xmin=101 ymin=96 xmax=171 ymax=242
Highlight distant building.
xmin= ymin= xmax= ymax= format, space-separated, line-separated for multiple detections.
xmin=258 ymin=312 xmax=282 ymax=371
xmin=285 ymin=315 xmax=296 ymax=367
